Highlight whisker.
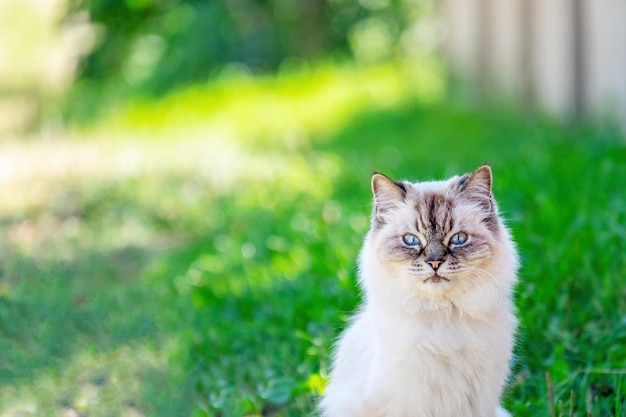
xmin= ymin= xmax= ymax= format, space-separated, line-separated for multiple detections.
xmin=463 ymin=265 xmax=505 ymax=293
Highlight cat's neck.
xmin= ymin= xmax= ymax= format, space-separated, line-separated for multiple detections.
xmin=362 ymin=294 xmax=515 ymax=358
xmin=361 ymin=276 xmax=501 ymax=319
xmin=366 ymin=296 xmax=464 ymax=321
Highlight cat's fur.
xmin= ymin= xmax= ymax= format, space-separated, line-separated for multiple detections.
xmin=319 ymin=165 xmax=518 ymax=417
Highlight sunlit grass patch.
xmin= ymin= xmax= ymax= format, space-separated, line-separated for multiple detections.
xmin=99 ymin=59 xmax=444 ymax=144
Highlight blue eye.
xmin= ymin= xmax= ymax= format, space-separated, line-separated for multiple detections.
xmin=450 ymin=232 xmax=468 ymax=245
xmin=403 ymin=233 xmax=421 ymax=246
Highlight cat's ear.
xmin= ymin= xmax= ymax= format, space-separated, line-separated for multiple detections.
xmin=372 ymin=173 xmax=406 ymax=222
xmin=458 ymin=165 xmax=493 ymax=210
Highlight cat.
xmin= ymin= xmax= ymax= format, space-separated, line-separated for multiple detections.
xmin=319 ymin=165 xmax=518 ymax=417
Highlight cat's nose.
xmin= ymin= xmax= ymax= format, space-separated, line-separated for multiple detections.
xmin=427 ymin=260 xmax=442 ymax=271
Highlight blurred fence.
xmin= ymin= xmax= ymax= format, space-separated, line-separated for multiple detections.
xmin=440 ymin=0 xmax=626 ymax=129
xmin=0 ymin=0 xmax=93 ymax=134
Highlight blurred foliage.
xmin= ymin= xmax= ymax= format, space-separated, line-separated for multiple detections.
xmin=66 ymin=0 xmax=434 ymax=121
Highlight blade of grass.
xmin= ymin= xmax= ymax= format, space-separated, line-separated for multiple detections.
xmin=616 ymin=375 xmax=622 ymax=417
xmin=586 ymin=386 xmax=594 ymax=417
xmin=547 ymin=372 xmax=556 ymax=417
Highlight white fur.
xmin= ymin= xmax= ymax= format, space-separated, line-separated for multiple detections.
xmin=320 ymin=171 xmax=518 ymax=417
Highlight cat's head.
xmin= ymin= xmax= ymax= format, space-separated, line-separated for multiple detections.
xmin=360 ymin=165 xmax=518 ymax=314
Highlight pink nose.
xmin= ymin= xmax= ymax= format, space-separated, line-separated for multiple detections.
xmin=427 ymin=260 xmax=442 ymax=271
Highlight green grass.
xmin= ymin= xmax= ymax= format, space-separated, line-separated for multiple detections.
xmin=1 ymin=62 xmax=625 ymax=417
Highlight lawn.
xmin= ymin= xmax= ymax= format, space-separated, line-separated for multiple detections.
xmin=1 ymin=61 xmax=625 ymax=417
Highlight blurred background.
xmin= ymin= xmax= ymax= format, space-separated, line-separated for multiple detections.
xmin=1 ymin=0 xmax=625 ymax=416
xmin=0 ymin=0 xmax=625 ymax=134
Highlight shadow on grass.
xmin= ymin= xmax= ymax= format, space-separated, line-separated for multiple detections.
xmin=0 ymin=192 xmax=198 ymax=416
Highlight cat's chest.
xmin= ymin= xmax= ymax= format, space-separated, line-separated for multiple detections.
xmin=364 ymin=353 xmax=496 ymax=417
xmin=366 ymin=329 xmax=501 ymax=417
xmin=362 ymin=314 xmax=507 ymax=416
xmin=374 ymin=313 xmax=490 ymax=355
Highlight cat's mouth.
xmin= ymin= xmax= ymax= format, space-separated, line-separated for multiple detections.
xmin=424 ymin=275 xmax=449 ymax=284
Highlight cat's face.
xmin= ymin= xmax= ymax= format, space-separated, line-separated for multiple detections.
xmin=363 ymin=165 xmax=514 ymax=304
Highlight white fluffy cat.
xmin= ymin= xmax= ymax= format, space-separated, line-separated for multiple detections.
xmin=320 ymin=165 xmax=518 ymax=417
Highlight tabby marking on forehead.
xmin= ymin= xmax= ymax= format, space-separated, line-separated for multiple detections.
xmin=415 ymin=192 xmax=454 ymax=237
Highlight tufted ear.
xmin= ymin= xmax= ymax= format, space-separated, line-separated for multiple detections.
xmin=372 ymin=173 xmax=406 ymax=222
xmin=458 ymin=165 xmax=493 ymax=210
